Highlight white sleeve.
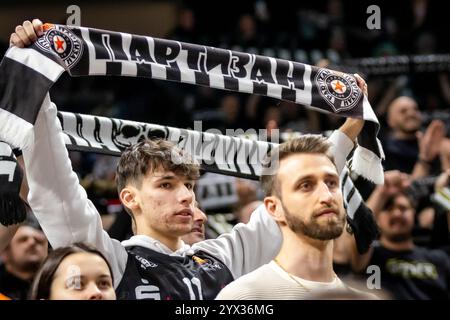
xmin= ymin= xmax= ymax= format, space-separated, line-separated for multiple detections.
xmin=193 ymin=130 xmax=355 ymax=280
xmin=327 ymin=130 xmax=355 ymax=174
xmin=22 ymin=95 xmax=127 ymax=288
xmin=192 ymin=204 xmax=282 ymax=279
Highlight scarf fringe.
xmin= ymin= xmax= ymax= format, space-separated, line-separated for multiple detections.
xmin=352 ymin=145 xmax=384 ymax=185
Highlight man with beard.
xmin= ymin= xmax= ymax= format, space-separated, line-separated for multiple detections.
xmin=216 ymin=135 xmax=373 ymax=299
xmin=350 ymin=170 xmax=450 ymax=299
xmin=383 ymin=96 xmax=446 ymax=178
xmin=0 ymin=215 xmax=48 ymax=300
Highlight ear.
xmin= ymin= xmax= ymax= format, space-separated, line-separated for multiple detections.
xmin=119 ymin=186 xmax=140 ymax=215
xmin=264 ymin=196 xmax=285 ymax=223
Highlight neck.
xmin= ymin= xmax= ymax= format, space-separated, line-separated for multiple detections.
xmin=380 ymin=237 xmax=414 ymax=251
xmin=276 ymin=231 xmax=335 ymax=282
xmin=136 ymin=225 xmax=183 ymax=252
xmin=5 ymin=265 xmax=34 ymax=282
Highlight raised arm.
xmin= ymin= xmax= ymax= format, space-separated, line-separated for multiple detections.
xmin=9 ymin=20 xmax=127 ymax=287
xmin=24 ymin=97 xmax=127 ymax=287
xmin=330 ymin=73 xmax=367 ymax=174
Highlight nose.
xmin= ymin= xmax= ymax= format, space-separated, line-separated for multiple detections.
xmin=178 ymin=184 xmax=194 ymax=205
xmin=86 ymin=284 xmax=104 ymax=300
xmin=406 ymin=107 xmax=420 ymax=119
xmin=193 ymin=207 xmax=207 ymax=223
xmin=317 ymin=181 xmax=333 ymax=205
xmin=391 ymin=207 xmax=404 ymax=218
xmin=25 ymin=236 xmax=38 ymax=248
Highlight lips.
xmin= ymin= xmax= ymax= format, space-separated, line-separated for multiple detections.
xmin=389 ymin=219 xmax=406 ymax=227
xmin=175 ymin=208 xmax=194 ymax=217
xmin=315 ymin=209 xmax=338 ymax=217
xmin=191 ymin=225 xmax=203 ymax=233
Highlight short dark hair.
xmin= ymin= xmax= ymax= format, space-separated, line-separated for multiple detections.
xmin=260 ymin=135 xmax=334 ymax=197
xmin=29 ymin=243 xmax=114 ymax=300
xmin=115 ymin=138 xmax=200 ymax=194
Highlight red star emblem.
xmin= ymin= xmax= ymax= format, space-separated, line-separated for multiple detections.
xmin=54 ymin=36 xmax=65 ymax=51
xmin=333 ymin=80 xmax=345 ymax=93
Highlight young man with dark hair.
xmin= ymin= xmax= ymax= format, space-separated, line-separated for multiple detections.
xmin=7 ymin=20 xmax=365 ymax=299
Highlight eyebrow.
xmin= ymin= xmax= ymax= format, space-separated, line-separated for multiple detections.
xmin=293 ymin=172 xmax=339 ymax=184
xmin=153 ymin=175 xmax=177 ymax=182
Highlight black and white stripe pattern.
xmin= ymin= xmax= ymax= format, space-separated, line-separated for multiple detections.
xmin=0 ymin=23 xmax=384 ymax=184
xmin=58 ymin=111 xmax=275 ymax=180
xmin=0 ymin=141 xmax=27 ymax=226
xmin=0 ymin=142 xmax=18 ymax=185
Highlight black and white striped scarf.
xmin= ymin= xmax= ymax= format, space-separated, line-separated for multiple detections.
xmin=0 ymin=23 xmax=383 ymax=184
xmin=0 ymin=24 xmax=379 ymax=251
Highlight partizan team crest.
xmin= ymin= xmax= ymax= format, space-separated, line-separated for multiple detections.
xmin=315 ymin=68 xmax=361 ymax=113
xmin=35 ymin=24 xmax=83 ymax=69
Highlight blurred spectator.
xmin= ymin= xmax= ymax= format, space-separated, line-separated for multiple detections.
xmin=279 ymin=101 xmax=320 ymax=133
xmin=234 ymin=14 xmax=263 ymax=49
xmin=350 ymin=170 xmax=450 ymax=299
xmin=236 ymin=200 xmax=262 ymax=224
xmin=181 ymin=204 xmax=207 ymax=245
xmin=328 ymin=26 xmax=349 ymax=59
xmin=440 ymin=139 xmax=450 ymax=171
xmin=218 ymin=94 xmax=244 ymax=131
xmin=0 ymin=215 xmax=48 ymax=300
xmin=263 ymin=105 xmax=282 ymax=135
xmin=383 ymin=96 xmax=446 ymax=177
xmin=235 ymin=178 xmax=259 ymax=210
xmin=429 ymin=170 xmax=450 ymax=255
xmin=0 ymin=224 xmax=20 ymax=254
xmin=29 ymin=243 xmax=116 ymax=300
xmin=81 ymin=154 xmax=119 ymax=229
xmin=167 ymin=7 xmax=199 ymax=44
